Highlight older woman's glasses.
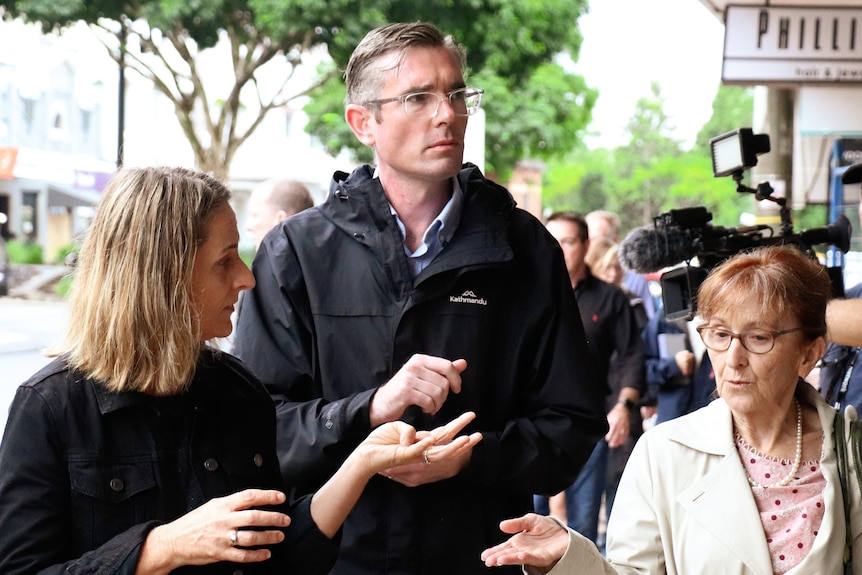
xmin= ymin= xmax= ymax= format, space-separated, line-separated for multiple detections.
xmin=365 ymin=87 xmax=484 ymax=120
xmin=696 ymin=325 xmax=804 ymax=354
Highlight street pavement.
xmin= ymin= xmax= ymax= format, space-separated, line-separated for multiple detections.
xmin=0 ymin=297 xmax=69 ymax=435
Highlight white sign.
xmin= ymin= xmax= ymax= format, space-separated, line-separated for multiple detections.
xmin=723 ymin=6 xmax=862 ymax=84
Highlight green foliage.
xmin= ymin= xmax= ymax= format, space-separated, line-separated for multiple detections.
xmin=792 ymin=204 xmax=829 ymax=230
xmin=694 ymin=85 xmax=755 ymax=155
xmin=542 ymin=147 xmax=614 ymax=216
xmin=240 ymin=246 xmax=255 ymax=269
xmin=302 ymin=71 xmax=374 ymax=165
xmin=543 ymin=82 xmax=757 ymax=238
xmin=6 ymin=240 xmax=43 ymax=264
xmin=53 ymin=242 xmax=79 ymax=265
xmin=477 ymin=63 xmax=597 ymax=177
xmin=3 ymin=0 xmax=595 ymax=179
xmin=56 ymin=274 xmax=73 ymax=298
xmin=299 ymin=0 xmax=596 ymax=177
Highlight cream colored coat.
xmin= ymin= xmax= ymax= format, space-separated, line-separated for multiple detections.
xmin=543 ymin=383 xmax=862 ymax=575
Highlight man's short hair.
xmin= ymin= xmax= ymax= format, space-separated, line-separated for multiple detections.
xmin=546 ymin=211 xmax=589 ymax=242
xmin=261 ymin=179 xmax=313 ymax=216
xmin=344 ymin=22 xmax=467 ymax=108
xmin=585 ymin=210 xmax=621 ymax=240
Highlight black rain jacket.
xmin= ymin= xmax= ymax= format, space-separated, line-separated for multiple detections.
xmin=234 ymin=163 xmax=607 ymax=575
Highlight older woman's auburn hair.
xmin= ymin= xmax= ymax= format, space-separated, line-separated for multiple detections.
xmin=62 ymin=166 xmax=231 ymax=395
xmin=696 ymin=246 xmax=832 ymax=340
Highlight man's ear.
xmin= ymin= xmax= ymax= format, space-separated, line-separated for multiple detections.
xmin=274 ymin=210 xmax=289 ymax=224
xmin=345 ymin=104 xmax=376 ymax=147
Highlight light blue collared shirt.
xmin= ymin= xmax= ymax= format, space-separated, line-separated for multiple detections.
xmin=389 ymin=178 xmax=464 ymax=277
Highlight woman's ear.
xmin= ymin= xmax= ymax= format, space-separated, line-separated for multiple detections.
xmin=799 ymin=336 xmax=827 ymax=378
xmin=345 ymin=104 xmax=376 ymax=148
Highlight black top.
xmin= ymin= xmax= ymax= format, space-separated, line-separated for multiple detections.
xmin=0 ymin=349 xmax=338 ymax=575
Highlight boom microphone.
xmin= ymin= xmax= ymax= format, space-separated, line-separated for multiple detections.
xmin=618 ymin=225 xmax=698 ymax=274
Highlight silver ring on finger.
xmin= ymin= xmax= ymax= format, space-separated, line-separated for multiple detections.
xmin=229 ymin=528 xmax=238 ymax=546
xmin=423 ymin=449 xmax=431 ymax=465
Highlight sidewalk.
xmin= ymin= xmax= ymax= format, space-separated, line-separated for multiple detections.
xmin=7 ymin=264 xmax=69 ymax=301
xmin=0 ymin=265 xmax=70 ymax=355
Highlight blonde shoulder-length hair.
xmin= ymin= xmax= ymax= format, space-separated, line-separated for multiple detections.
xmin=61 ymin=166 xmax=231 ymax=395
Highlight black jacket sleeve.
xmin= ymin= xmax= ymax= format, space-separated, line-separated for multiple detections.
xmin=234 ymin=229 xmax=374 ymax=492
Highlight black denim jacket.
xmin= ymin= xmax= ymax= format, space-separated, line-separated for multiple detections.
xmin=0 ymin=349 xmax=337 ymax=575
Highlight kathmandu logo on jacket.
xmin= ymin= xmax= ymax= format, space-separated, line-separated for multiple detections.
xmin=449 ymin=290 xmax=487 ymax=306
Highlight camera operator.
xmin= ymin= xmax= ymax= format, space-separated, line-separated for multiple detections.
xmin=826 ymin=299 xmax=862 ymax=347
xmin=820 ymin=161 xmax=862 ymax=410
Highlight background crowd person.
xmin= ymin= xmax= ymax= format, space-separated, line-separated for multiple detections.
xmin=233 ymin=22 xmax=607 ymax=575
xmin=820 ymin=281 xmax=862 ymax=411
xmin=586 ymin=210 xmax=656 ymax=320
xmin=0 ymin=166 xmax=482 ymax=575
xmin=229 ymin=178 xmax=313 ymax=351
xmin=245 ymin=177 xmax=314 ymax=250
xmin=582 ymin=233 xmax=649 ymax=548
xmin=642 ymin=303 xmax=715 ymax=425
xmin=535 ymin=211 xmax=644 ymax=548
xmin=827 ymin=297 xmax=862 ymax=347
xmin=585 ymin=236 xmax=648 ymax=332
xmin=818 ymin=161 xmax=862 ymax=411
xmin=483 ymin=245 xmax=862 ymax=575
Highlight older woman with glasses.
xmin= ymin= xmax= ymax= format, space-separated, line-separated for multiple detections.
xmin=482 ymin=245 xmax=862 ymax=575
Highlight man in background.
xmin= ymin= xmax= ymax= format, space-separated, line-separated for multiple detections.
xmin=537 ymin=211 xmax=644 ymax=546
xmin=819 ymin=161 xmax=862 ymax=410
xmin=228 ymin=178 xmax=313 ymax=351
xmin=245 ymin=178 xmax=313 ymax=250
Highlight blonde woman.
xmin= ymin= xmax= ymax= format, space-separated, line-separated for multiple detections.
xmin=585 ymin=236 xmax=647 ymax=333
xmin=0 ymin=166 xmax=481 ymax=575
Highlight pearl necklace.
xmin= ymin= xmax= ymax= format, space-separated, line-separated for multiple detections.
xmin=735 ymin=398 xmax=803 ymax=489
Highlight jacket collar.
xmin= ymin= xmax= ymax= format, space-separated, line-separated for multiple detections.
xmin=91 ymin=349 xmax=255 ymax=415
xmin=666 ymin=382 xmax=836 ymax=575
xmin=667 ymin=380 xmax=827 ymax=455
xmin=322 ymin=163 xmax=517 ymax=280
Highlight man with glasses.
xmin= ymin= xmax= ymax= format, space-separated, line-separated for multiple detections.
xmin=233 ymin=21 xmax=607 ymax=575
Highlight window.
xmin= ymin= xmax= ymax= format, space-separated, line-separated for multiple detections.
xmin=22 ymin=98 xmax=35 ymax=135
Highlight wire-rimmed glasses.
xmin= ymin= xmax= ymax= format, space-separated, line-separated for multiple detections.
xmin=696 ymin=325 xmax=804 ymax=354
xmin=365 ymin=87 xmax=484 ymax=120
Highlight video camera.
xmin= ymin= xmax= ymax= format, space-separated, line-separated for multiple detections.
xmin=619 ymin=128 xmax=852 ymax=321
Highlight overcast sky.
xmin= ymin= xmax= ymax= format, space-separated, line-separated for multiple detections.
xmin=573 ymin=0 xmax=726 ymax=149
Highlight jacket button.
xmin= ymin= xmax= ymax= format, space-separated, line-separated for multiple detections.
xmin=253 ymin=453 xmax=264 ymax=467
xmin=109 ymin=478 xmax=124 ymax=492
xmin=232 ymin=570 xmax=243 ymax=575
xmin=204 ymin=458 xmax=219 ymax=471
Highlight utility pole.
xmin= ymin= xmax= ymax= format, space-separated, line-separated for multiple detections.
xmin=117 ymin=20 xmax=126 ymax=168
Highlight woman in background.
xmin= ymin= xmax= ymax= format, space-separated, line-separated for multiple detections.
xmin=585 ymin=236 xmax=647 ymax=331
xmin=0 ymin=166 xmax=481 ymax=574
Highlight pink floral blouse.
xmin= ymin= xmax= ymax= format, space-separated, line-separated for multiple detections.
xmin=736 ymin=435 xmax=826 ymax=575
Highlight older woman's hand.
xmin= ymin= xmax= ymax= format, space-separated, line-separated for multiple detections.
xmin=137 ymin=489 xmax=291 ymax=574
xmin=481 ymin=513 xmax=569 ymax=572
